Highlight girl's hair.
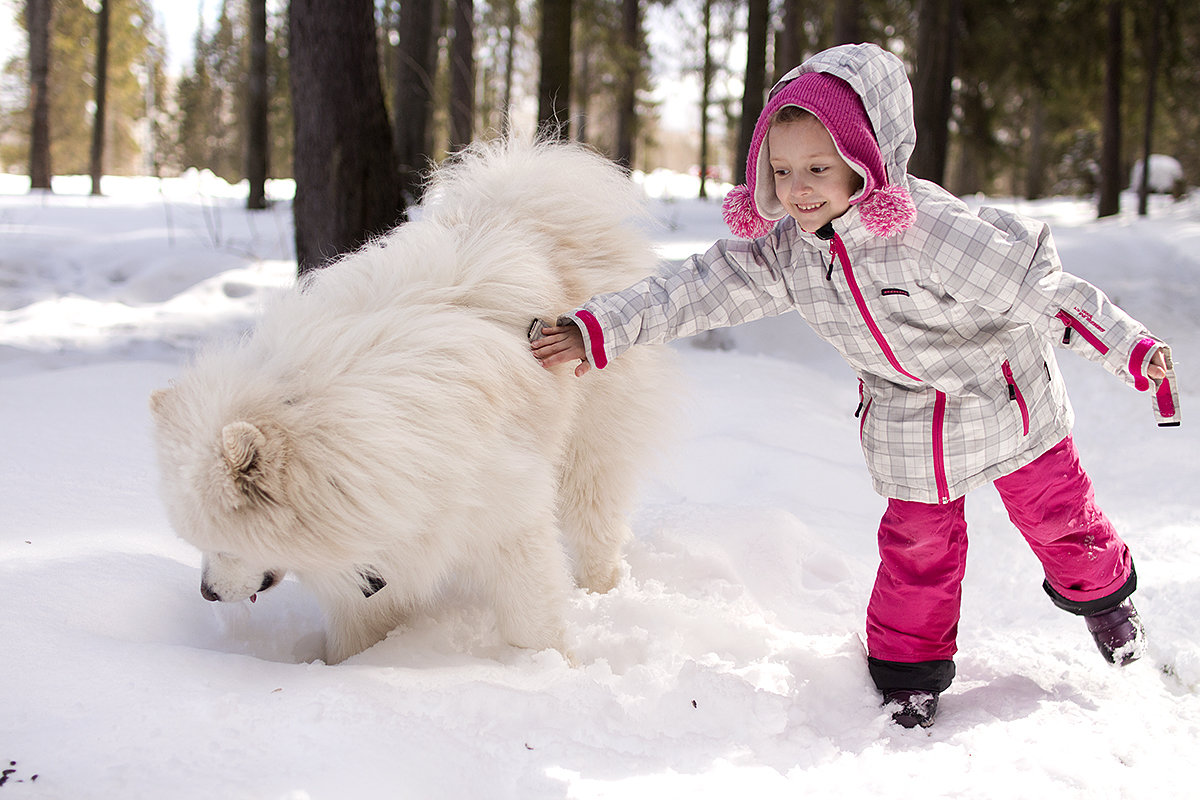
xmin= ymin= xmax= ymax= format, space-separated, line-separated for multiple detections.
xmin=772 ymin=105 xmax=816 ymax=125
xmin=770 ymin=105 xmax=865 ymax=194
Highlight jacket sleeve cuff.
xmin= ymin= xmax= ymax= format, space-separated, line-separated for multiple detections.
xmin=559 ymin=309 xmax=609 ymax=370
xmin=1129 ymin=339 xmax=1180 ymax=426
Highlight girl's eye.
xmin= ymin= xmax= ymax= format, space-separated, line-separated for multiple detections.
xmin=811 ymin=166 xmax=828 ymax=175
xmin=773 ymin=168 xmax=790 ymax=177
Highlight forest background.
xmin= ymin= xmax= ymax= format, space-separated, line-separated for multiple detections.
xmin=2 ymin=0 xmax=1199 ymax=272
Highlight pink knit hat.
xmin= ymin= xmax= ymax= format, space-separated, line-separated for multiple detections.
xmin=722 ymin=71 xmax=916 ymax=239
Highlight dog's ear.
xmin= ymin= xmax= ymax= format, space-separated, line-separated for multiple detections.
xmin=222 ymin=421 xmax=266 ymax=474
xmin=218 ymin=421 xmax=283 ymax=508
xmin=149 ymin=387 xmax=173 ymax=419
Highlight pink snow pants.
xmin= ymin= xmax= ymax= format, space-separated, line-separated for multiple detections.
xmin=866 ymin=436 xmax=1134 ymax=664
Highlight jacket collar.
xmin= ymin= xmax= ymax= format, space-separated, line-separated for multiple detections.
xmin=791 ymin=205 xmax=875 ymax=251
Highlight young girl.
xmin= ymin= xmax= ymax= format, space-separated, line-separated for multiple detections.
xmin=531 ymin=43 xmax=1178 ymax=728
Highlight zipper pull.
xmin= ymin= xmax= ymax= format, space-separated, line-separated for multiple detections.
xmin=1002 ymin=361 xmax=1017 ymax=399
xmin=814 ymin=222 xmax=837 ymax=280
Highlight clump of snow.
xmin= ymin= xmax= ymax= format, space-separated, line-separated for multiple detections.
xmin=1130 ymin=154 xmax=1185 ymax=194
xmin=2 ymin=172 xmax=1199 ymax=798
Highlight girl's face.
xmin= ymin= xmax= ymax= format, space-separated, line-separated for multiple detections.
xmin=769 ymin=116 xmax=862 ymax=232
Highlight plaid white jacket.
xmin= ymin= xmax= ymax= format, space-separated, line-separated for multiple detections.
xmin=564 ymin=45 xmax=1178 ymax=504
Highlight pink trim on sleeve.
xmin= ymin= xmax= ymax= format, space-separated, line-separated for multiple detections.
xmin=1128 ymin=338 xmax=1157 ymax=392
xmin=1157 ymin=377 xmax=1176 ymax=418
xmin=574 ymin=309 xmax=608 ymax=370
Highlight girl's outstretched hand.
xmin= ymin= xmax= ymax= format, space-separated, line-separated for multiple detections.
xmin=1148 ymin=348 xmax=1169 ymax=383
xmin=531 ymin=323 xmax=592 ymax=377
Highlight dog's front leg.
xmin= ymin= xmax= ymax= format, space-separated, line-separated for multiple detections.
xmin=482 ymin=526 xmax=573 ymax=660
xmin=321 ymin=590 xmax=409 ymax=664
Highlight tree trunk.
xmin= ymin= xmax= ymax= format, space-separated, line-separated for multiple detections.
xmin=501 ymin=0 xmax=519 ymax=136
xmin=538 ymin=0 xmax=573 ymax=139
xmin=1024 ymin=94 xmax=1046 ymax=200
xmin=1137 ymin=0 xmax=1163 ymax=217
xmin=949 ymin=83 xmax=986 ymax=195
xmin=392 ymin=0 xmax=438 ymax=203
xmin=775 ymin=0 xmax=803 ymax=81
xmin=575 ymin=47 xmax=590 ymax=143
xmin=449 ymin=0 xmax=475 ymax=151
xmin=27 ymin=0 xmax=53 ymax=190
xmin=833 ymin=0 xmax=861 ymax=45
xmin=246 ymin=0 xmax=269 ymax=210
xmin=698 ymin=0 xmax=712 ymax=199
xmin=734 ymin=0 xmax=768 ymax=185
xmin=910 ymin=0 xmax=959 ymax=184
xmin=1097 ymin=0 xmax=1122 ymax=218
xmin=88 ymin=0 xmax=110 ymax=196
xmin=613 ymin=0 xmax=640 ymax=169
xmin=289 ymin=0 xmax=403 ymax=274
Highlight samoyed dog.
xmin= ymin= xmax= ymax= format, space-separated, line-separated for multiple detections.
xmin=151 ymin=138 xmax=672 ymax=664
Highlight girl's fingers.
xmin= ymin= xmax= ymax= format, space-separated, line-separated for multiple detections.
xmin=529 ymin=322 xmax=588 ymax=374
xmin=1147 ymin=349 xmax=1169 ymax=382
xmin=530 ymin=336 xmax=573 ymax=356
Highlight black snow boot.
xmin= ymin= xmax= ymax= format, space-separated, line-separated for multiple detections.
xmin=883 ymin=689 xmax=939 ymax=729
xmin=1085 ymin=599 xmax=1147 ymax=666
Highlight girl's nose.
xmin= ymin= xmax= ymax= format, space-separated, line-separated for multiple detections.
xmin=790 ymin=179 xmax=812 ymax=199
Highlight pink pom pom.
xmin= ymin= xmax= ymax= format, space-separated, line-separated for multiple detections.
xmin=859 ymin=183 xmax=917 ymax=238
xmin=722 ymin=184 xmax=775 ymax=239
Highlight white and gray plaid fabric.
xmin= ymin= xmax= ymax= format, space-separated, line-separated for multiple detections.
xmin=565 ymin=45 xmax=1173 ymax=503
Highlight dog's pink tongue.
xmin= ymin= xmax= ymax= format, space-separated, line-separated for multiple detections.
xmin=250 ymin=594 xmax=257 ymax=604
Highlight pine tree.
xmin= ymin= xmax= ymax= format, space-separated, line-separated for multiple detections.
xmin=290 ymin=0 xmax=403 ymax=273
xmin=538 ymin=0 xmax=573 ymax=138
xmin=246 ymin=0 xmax=269 ymax=208
xmin=449 ymin=0 xmax=476 ymax=151
xmin=89 ymin=0 xmax=110 ymax=195
xmin=27 ymin=0 xmax=53 ymax=189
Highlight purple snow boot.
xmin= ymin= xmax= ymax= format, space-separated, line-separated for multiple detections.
xmin=1085 ymin=599 xmax=1147 ymax=666
xmin=883 ymin=690 xmax=939 ymax=729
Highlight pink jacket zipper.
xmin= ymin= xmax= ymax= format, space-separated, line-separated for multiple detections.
xmin=1001 ymin=360 xmax=1030 ymax=435
xmin=1056 ymin=310 xmax=1109 ymax=355
xmin=832 ymin=234 xmax=949 ymax=502
xmin=932 ymin=390 xmax=949 ymax=503
xmin=830 ymin=234 xmax=922 ymax=383
xmin=855 ymin=379 xmax=873 ymax=440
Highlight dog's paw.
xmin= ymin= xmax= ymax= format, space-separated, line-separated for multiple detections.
xmin=575 ymin=565 xmax=621 ymax=595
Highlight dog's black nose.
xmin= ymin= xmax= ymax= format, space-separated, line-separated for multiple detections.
xmin=200 ymin=583 xmax=221 ymax=602
xmin=258 ymin=572 xmax=278 ymax=593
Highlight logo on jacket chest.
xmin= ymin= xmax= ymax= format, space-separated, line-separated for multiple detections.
xmin=880 ymin=287 xmax=911 ymax=297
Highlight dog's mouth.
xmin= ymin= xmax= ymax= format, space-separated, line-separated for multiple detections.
xmin=202 ymin=570 xmax=280 ymax=603
xmin=249 ymin=571 xmax=280 ymax=603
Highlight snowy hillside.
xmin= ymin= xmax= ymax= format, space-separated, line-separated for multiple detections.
xmin=2 ymin=170 xmax=1199 ymax=799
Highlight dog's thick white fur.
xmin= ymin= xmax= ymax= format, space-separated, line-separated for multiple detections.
xmin=151 ymin=138 xmax=672 ymax=664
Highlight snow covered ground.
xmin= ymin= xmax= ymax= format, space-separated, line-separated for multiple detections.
xmin=2 ymin=169 xmax=1199 ymax=799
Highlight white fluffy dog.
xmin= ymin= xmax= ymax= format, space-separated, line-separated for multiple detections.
xmin=151 ymin=138 xmax=672 ymax=663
